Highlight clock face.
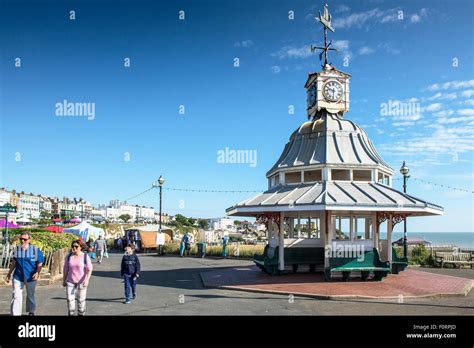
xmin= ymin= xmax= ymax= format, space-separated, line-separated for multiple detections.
xmin=307 ymin=84 xmax=316 ymax=108
xmin=323 ymin=80 xmax=343 ymax=102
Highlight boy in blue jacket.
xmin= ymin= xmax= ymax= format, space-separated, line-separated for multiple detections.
xmin=120 ymin=244 xmax=141 ymax=304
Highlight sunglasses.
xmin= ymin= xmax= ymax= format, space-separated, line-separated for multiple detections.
xmin=20 ymin=238 xmax=29 ymax=242
xmin=72 ymin=245 xmax=80 ymax=249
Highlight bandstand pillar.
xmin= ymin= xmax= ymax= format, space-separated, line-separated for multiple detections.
xmin=387 ymin=214 xmax=393 ymax=263
xmin=365 ymin=218 xmax=370 ymax=239
xmin=373 ymin=212 xmax=379 ymax=250
xmin=289 ymin=218 xmax=295 ymax=238
xmin=279 ymin=212 xmax=285 ymax=271
xmin=325 ymin=211 xmax=334 ymax=269
xmin=297 ymin=213 xmax=301 ymax=238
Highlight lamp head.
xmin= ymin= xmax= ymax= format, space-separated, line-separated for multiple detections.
xmin=158 ymin=175 xmax=165 ymax=185
xmin=399 ymin=161 xmax=409 ymax=176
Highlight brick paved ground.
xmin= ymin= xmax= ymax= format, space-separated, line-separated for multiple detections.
xmin=200 ymin=265 xmax=474 ymax=299
xmin=0 ymin=253 xmax=472 ymax=315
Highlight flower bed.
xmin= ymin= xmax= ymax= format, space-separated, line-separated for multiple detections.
xmin=7 ymin=229 xmax=78 ymax=252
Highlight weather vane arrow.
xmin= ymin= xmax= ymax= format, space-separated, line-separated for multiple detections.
xmin=311 ymin=3 xmax=338 ymax=67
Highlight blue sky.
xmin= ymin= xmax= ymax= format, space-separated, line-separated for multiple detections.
xmin=0 ymin=0 xmax=473 ymax=233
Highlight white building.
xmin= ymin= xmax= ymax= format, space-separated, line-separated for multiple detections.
xmin=18 ymin=192 xmax=41 ymax=218
xmin=140 ymin=206 xmax=155 ymax=221
xmin=38 ymin=196 xmax=52 ymax=213
xmin=106 ymin=207 xmax=120 ymax=220
xmin=209 ymin=217 xmax=236 ymax=232
xmin=0 ymin=190 xmax=11 ymax=206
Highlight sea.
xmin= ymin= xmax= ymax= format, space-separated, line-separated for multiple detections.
xmin=379 ymin=232 xmax=474 ymax=250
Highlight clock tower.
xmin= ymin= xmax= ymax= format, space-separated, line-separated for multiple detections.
xmin=305 ymin=64 xmax=351 ymax=119
xmin=306 ymin=3 xmax=350 ymax=120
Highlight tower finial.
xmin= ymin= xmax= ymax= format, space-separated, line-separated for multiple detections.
xmin=311 ymin=3 xmax=338 ymax=67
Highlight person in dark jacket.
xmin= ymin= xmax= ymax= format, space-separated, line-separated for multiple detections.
xmin=120 ymin=244 xmax=141 ymax=304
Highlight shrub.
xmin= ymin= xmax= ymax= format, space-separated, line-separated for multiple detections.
xmin=161 ymin=242 xmax=264 ymax=258
xmin=7 ymin=229 xmax=78 ymax=252
xmin=410 ymin=245 xmax=433 ymax=266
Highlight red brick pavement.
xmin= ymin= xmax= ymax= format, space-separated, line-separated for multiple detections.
xmin=200 ymin=266 xmax=474 ymax=299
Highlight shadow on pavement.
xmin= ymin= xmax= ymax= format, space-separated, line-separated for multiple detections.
xmin=91 ymin=266 xmax=244 ymax=290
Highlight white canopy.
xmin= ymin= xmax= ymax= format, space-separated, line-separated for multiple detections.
xmin=64 ymin=221 xmax=105 ymax=241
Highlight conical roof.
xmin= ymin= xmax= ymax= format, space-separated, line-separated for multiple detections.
xmin=266 ymin=110 xmax=393 ymax=177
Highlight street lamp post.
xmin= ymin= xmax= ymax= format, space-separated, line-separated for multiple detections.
xmin=153 ymin=175 xmax=165 ymax=232
xmin=399 ymin=161 xmax=410 ymax=258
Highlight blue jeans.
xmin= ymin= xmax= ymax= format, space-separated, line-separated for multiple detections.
xmin=123 ymin=274 xmax=137 ymax=300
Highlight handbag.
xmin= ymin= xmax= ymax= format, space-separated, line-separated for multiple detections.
xmin=90 ymin=251 xmax=96 ymax=259
xmin=104 ymin=251 xmax=109 ymax=258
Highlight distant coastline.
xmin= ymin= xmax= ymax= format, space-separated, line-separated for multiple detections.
xmin=380 ymin=232 xmax=474 ymax=249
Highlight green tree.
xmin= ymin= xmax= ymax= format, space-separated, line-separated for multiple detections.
xmin=198 ymin=219 xmax=209 ymax=230
xmin=174 ymin=214 xmax=190 ymax=226
xmin=188 ymin=217 xmax=196 ymax=226
xmin=40 ymin=211 xmax=51 ymax=219
xmin=119 ymin=214 xmax=132 ymax=223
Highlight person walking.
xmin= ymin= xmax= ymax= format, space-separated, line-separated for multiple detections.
xmin=63 ymin=239 xmax=93 ymax=316
xmin=5 ymin=231 xmax=44 ymax=316
xmin=94 ymin=235 xmax=107 ymax=264
xmin=222 ymin=235 xmax=229 ymax=258
xmin=120 ymin=244 xmax=141 ymax=304
xmin=181 ymin=232 xmax=191 ymax=257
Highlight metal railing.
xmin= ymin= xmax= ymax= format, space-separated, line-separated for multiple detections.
xmin=0 ymin=244 xmax=53 ymax=270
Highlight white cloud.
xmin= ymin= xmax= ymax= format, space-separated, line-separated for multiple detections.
xmin=381 ymin=124 xmax=474 ymax=157
xmin=433 ymin=110 xmax=454 ymax=118
xmin=336 ymin=5 xmax=350 ymax=13
xmin=460 ymin=99 xmax=474 ymax=106
xmin=358 ymin=46 xmax=375 ymax=55
xmin=410 ymin=14 xmax=421 ymax=23
xmin=425 ymin=103 xmax=442 ymax=112
xmin=332 ymin=7 xmax=426 ymax=29
xmin=332 ymin=8 xmax=383 ymax=29
xmin=270 ymin=65 xmax=281 ymax=74
xmin=333 ymin=40 xmax=352 ymax=59
xmin=427 ymin=80 xmax=474 ymax=91
xmin=377 ymin=42 xmax=400 ymax=55
xmin=271 ymin=45 xmax=312 ymax=59
xmin=392 ymin=121 xmax=415 ymax=127
xmin=439 ymin=116 xmax=474 ymax=124
xmin=234 ymin=40 xmax=254 ymax=48
xmin=457 ymin=109 xmax=474 ymax=116
xmin=461 ymin=90 xmax=474 ymax=98
xmin=426 ymin=92 xmax=457 ymax=101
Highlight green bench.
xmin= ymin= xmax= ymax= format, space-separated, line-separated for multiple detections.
xmin=253 ymin=245 xmax=279 ymax=275
xmin=391 ymin=247 xmax=408 ymax=274
xmin=253 ymin=245 xmax=325 ymax=276
xmin=325 ymin=248 xmax=390 ymax=281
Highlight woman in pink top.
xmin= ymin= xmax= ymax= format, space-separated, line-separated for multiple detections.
xmin=63 ymin=239 xmax=93 ymax=316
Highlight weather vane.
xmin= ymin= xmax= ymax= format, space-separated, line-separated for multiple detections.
xmin=311 ymin=3 xmax=337 ymax=67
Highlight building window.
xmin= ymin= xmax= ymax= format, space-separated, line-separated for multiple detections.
xmin=285 ymin=172 xmax=301 ymax=184
xmin=292 ymin=218 xmax=321 ymax=239
xmin=270 ymin=174 xmax=280 ymax=188
xmin=304 ymin=170 xmax=322 ymax=182
xmin=333 ymin=215 xmax=373 ymax=241
xmin=378 ymin=172 xmax=384 ymax=183
xmin=334 ymin=216 xmax=351 ymax=240
xmin=377 ymin=172 xmax=390 ymax=185
xmin=353 ymin=170 xmax=371 ymax=181
xmin=332 ymin=169 xmax=350 ymax=181
xmin=354 ymin=218 xmax=373 ymax=240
